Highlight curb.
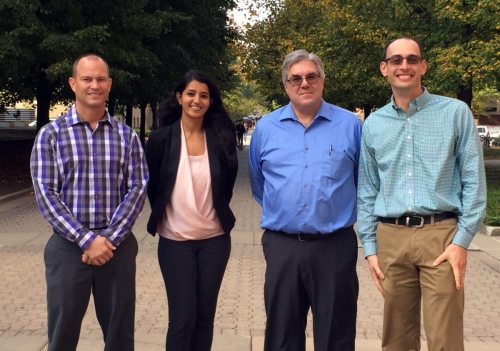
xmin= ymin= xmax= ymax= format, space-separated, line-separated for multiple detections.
xmin=0 ymin=188 xmax=33 ymax=204
xmin=479 ymin=224 xmax=500 ymax=237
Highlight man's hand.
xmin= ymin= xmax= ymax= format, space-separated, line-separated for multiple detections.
xmin=433 ymin=243 xmax=467 ymax=290
xmin=367 ymin=255 xmax=385 ymax=297
xmin=81 ymin=237 xmax=115 ymax=266
xmin=81 ymin=252 xmax=102 ymax=266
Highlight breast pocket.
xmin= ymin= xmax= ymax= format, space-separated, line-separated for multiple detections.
xmin=322 ymin=150 xmax=353 ymax=181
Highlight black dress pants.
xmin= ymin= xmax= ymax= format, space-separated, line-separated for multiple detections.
xmin=45 ymin=233 xmax=138 ymax=351
xmin=158 ymin=234 xmax=231 ymax=351
xmin=262 ymin=228 xmax=359 ymax=351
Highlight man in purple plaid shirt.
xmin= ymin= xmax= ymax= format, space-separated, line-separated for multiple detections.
xmin=30 ymin=54 xmax=149 ymax=351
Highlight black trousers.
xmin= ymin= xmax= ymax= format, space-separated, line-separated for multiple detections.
xmin=262 ymin=228 xmax=359 ymax=351
xmin=45 ymin=233 xmax=138 ymax=351
xmin=158 ymin=234 xmax=231 ymax=351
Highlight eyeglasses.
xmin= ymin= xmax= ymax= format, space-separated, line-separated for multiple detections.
xmin=384 ymin=55 xmax=422 ymax=65
xmin=286 ymin=73 xmax=321 ymax=87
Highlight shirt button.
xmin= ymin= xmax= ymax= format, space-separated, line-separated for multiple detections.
xmin=408 ymin=172 xmax=412 ymax=176
xmin=305 ymin=165 xmax=308 ymax=169
xmin=303 ymin=223 xmax=307 ymax=227
xmin=94 ymin=195 xmax=99 ymax=199
xmin=407 ymin=135 xmax=411 ymax=139
xmin=406 ymin=118 xmax=410 ymax=122
xmin=303 ymin=204 xmax=307 ymax=208
xmin=408 ymin=190 xmax=412 ymax=194
xmin=303 ymin=184 xmax=307 ymax=188
xmin=407 ymin=154 xmax=412 ymax=158
xmin=305 ymin=147 xmax=309 ymax=151
xmin=408 ymin=206 xmax=412 ymax=211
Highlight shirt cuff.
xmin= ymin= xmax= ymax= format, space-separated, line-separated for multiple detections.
xmin=451 ymin=227 xmax=475 ymax=249
xmin=99 ymin=229 xmax=128 ymax=247
xmin=77 ymin=230 xmax=98 ymax=250
xmin=362 ymin=241 xmax=378 ymax=258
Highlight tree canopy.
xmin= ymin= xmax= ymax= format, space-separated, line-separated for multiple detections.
xmin=0 ymin=0 xmax=238 ymax=128
xmin=238 ymin=0 xmax=500 ymax=115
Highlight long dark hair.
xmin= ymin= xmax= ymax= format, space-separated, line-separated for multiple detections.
xmin=158 ymin=70 xmax=236 ymax=164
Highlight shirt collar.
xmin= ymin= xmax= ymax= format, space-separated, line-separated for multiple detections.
xmin=279 ymin=100 xmax=332 ymax=122
xmin=66 ymin=104 xmax=116 ymax=128
xmin=390 ymin=86 xmax=431 ymax=111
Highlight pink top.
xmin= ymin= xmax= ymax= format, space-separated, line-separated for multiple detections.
xmin=157 ymin=124 xmax=224 ymax=241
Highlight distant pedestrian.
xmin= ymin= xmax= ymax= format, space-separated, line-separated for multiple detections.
xmin=357 ymin=37 xmax=486 ymax=351
xmin=146 ymin=70 xmax=238 ymax=351
xmin=236 ymin=122 xmax=246 ymax=149
xmin=30 ymin=53 xmax=149 ymax=351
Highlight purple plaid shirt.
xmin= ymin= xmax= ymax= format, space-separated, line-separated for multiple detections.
xmin=30 ymin=104 xmax=149 ymax=250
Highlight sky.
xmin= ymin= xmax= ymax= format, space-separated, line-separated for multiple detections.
xmin=228 ymin=1 xmax=251 ymax=27
xmin=228 ymin=0 xmax=268 ymax=28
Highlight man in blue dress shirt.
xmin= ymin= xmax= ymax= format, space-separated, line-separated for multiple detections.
xmin=248 ymin=49 xmax=362 ymax=351
xmin=357 ymin=37 xmax=486 ymax=351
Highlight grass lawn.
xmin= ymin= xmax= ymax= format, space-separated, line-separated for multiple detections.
xmin=483 ymin=146 xmax=500 ymax=159
xmin=485 ymin=178 xmax=500 ymax=226
xmin=483 ymin=146 xmax=500 ymax=225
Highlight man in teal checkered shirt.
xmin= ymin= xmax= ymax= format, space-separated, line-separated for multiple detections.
xmin=357 ymin=37 xmax=486 ymax=351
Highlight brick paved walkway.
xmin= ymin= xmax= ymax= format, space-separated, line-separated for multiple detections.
xmin=0 ymin=132 xmax=499 ymax=350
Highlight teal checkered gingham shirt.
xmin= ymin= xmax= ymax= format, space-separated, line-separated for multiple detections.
xmin=357 ymin=87 xmax=486 ymax=257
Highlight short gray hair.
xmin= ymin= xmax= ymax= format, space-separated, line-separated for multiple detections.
xmin=281 ymin=49 xmax=325 ymax=85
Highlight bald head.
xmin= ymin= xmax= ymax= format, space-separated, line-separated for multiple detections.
xmin=382 ymin=37 xmax=424 ymax=62
xmin=72 ymin=54 xmax=110 ymax=78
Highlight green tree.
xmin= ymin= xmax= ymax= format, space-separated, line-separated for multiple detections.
xmin=239 ymin=0 xmax=500 ymax=112
xmin=0 ymin=0 xmax=164 ymax=129
xmin=0 ymin=0 xmax=239 ymax=132
xmin=223 ymin=80 xmax=270 ymax=121
xmin=472 ymin=87 xmax=500 ymax=116
xmin=238 ymin=0 xmax=389 ymax=114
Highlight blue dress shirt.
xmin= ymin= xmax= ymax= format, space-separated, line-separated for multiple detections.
xmin=357 ymin=87 xmax=486 ymax=257
xmin=248 ymin=100 xmax=362 ymax=234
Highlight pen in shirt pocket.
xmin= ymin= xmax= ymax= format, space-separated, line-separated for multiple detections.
xmin=329 ymin=145 xmax=332 ymax=156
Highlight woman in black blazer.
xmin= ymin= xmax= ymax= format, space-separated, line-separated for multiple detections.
xmin=146 ymin=70 xmax=238 ymax=351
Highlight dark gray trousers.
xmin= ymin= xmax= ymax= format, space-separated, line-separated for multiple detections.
xmin=262 ymin=227 xmax=359 ymax=351
xmin=44 ymin=233 xmax=138 ymax=351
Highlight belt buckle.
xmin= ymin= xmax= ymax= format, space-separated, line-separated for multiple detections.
xmin=406 ymin=216 xmax=424 ymax=228
xmin=298 ymin=233 xmax=306 ymax=242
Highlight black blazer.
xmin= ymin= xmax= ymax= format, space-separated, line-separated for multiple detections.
xmin=146 ymin=120 xmax=238 ymax=236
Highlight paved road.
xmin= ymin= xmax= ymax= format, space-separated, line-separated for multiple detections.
xmin=0 ymin=132 xmax=499 ymax=350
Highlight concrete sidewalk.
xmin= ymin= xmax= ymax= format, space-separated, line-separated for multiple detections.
xmin=0 ymin=131 xmax=499 ymax=351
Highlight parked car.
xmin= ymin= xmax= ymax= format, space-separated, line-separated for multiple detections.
xmin=477 ymin=125 xmax=500 ymax=138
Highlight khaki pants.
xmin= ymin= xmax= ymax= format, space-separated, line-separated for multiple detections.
xmin=376 ymin=218 xmax=464 ymax=351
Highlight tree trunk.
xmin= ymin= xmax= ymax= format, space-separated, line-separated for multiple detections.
xmin=457 ymin=80 xmax=473 ymax=109
xmin=35 ymin=73 xmax=53 ymax=131
xmin=108 ymin=92 xmax=116 ymax=116
xmin=363 ymin=104 xmax=372 ymax=119
xmin=125 ymin=105 xmax=133 ymax=127
xmin=139 ymin=103 xmax=147 ymax=147
xmin=150 ymin=101 xmax=158 ymax=130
